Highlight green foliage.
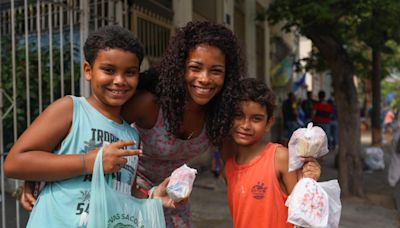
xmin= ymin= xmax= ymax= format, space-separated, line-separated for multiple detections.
xmin=264 ymin=0 xmax=400 ymax=83
xmin=1 ymin=35 xmax=81 ymax=151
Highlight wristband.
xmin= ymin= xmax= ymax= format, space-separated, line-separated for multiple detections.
xmin=148 ymin=186 xmax=157 ymax=199
xmin=80 ymin=153 xmax=86 ymax=176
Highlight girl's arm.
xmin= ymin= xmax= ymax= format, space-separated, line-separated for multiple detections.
xmin=275 ymin=146 xmax=298 ymax=195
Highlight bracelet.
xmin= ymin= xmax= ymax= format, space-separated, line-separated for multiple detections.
xmin=80 ymin=153 xmax=86 ymax=176
xmin=137 ymin=186 xmax=149 ymax=198
xmin=148 ymin=186 xmax=157 ymax=199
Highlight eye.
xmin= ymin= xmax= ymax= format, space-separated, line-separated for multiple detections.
xmin=252 ymin=116 xmax=265 ymax=122
xmin=210 ymin=68 xmax=224 ymax=76
xmin=188 ymin=65 xmax=201 ymax=72
xmin=126 ymin=69 xmax=139 ymax=77
xmin=234 ymin=112 xmax=243 ymax=119
xmin=102 ymin=67 xmax=114 ymax=75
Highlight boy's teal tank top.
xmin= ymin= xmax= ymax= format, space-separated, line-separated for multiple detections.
xmin=27 ymin=96 xmax=139 ymax=228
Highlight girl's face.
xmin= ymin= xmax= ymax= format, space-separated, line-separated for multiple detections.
xmin=84 ymin=49 xmax=140 ymax=108
xmin=184 ymin=44 xmax=225 ymax=106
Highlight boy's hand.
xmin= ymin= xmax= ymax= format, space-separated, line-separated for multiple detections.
xmin=301 ymin=157 xmax=321 ymax=181
xmin=87 ymin=140 xmax=142 ymax=174
xmin=20 ymin=181 xmax=36 ymax=212
xmin=152 ymin=177 xmax=187 ymax=209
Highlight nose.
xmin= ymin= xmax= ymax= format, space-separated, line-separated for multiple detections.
xmin=113 ymin=74 xmax=126 ymax=85
xmin=240 ymin=118 xmax=251 ymax=130
xmin=198 ymin=71 xmax=211 ymax=84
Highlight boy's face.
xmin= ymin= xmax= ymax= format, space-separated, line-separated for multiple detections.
xmin=84 ymin=49 xmax=140 ymax=107
xmin=231 ymin=101 xmax=272 ymax=146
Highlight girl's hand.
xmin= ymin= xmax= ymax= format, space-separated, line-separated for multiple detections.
xmin=86 ymin=140 xmax=142 ymax=174
xmin=301 ymin=157 xmax=321 ymax=181
xmin=152 ymin=177 xmax=187 ymax=209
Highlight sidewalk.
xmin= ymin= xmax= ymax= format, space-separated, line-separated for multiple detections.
xmin=191 ymin=130 xmax=400 ymax=227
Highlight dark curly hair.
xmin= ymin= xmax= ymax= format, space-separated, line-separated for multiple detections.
xmin=237 ymin=78 xmax=276 ymax=121
xmin=156 ymin=21 xmax=246 ymax=146
xmin=83 ymin=25 xmax=144 ymax=66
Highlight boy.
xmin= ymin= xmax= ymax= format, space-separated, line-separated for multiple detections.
xmin=224 ymin=78 xmax=320 ymax=228
xmin=4 ymin=25 xmax=173 ymax=227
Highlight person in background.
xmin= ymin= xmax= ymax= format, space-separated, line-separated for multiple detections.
xmin=282 ymin=92 xmax=300 ymax=144
xmin=302 ymin=91 xmax=315 ymax=125
xmin=312 ymin=90 xmax=333 ymax=141
xmin=328 ymin=93 xmax=338 ymax=150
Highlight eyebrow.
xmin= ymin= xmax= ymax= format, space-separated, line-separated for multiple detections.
xmin=187 ymin=60 xmax=225 ymax=68
xmin=99 ymin=63 xmax=139 ymax=69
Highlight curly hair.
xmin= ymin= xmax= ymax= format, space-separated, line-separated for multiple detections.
xmin=236 ymin=78 xmax=276 ymax=121
xmin=83 ymin=25 xmax=144 ymax=66
xmin=156 ymin=21 xmax=246 ymax=146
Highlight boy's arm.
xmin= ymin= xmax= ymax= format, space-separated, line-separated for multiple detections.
xmin=4 ymin=97 xmax=140 ymax=181
xmin=275 ymin=146 xmax=298 ymax=195
xmin=4 ymin=96 xmax=78 ymax=181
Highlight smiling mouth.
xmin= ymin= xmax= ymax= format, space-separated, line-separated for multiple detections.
xmin=236 ymin=132 xmax=253 ymax=138
xmin=107 ymin=89 xmax=128 ymax=96
xmin=192 ymin=85 xmax=214 ymax=95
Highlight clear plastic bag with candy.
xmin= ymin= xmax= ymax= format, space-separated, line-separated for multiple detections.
xmin=166 ymin=164 xmax=197 ymax=202
xmin=286 ymin=178 xmax=341 ymax=228
xmin=288 ymin=122 xmax=329 ymax=171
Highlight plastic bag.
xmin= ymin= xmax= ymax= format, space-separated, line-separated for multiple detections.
xmin=166 ymin=164 xmax=197 ymax=202
xmin=363 ymin=147 xmax=385 ymax=171
xmin=286 ymin=178 xmax=329 ymax=227
xmin=87 ymin=148 xmax=166 ymax=228
xmin=286 ymin=178 xmax=341 ymax=228
xmin=288 ymin=122 xmax=329 ymax=171
xmin=319 ymin=180 xmax=341 ymax=228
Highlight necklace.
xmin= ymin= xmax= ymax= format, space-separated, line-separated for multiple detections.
xmin=187 ymin=131 xmax=195 ymax=140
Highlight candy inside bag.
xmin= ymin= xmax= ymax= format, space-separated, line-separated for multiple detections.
xmin=288 ymin=122 xmax=329 ymax=171
xmin=166 ymin=164 xmax=197 ymax=202
xmin=286 ymin=178 xmax=341 ymax=228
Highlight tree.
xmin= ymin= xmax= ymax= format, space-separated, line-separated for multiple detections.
xmin=264 ymin=0 xmax=400 ymax=197
xmin=264 ymin=0 xmax=366 ymax=196
xmin=356 ymin=0 xmax=400 ymax=144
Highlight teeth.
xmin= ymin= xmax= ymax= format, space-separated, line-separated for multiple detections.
xmin=110 ymin=90 xmax=125 ymax=94
xmin=194 ymin=86 xmax=211 ymax=93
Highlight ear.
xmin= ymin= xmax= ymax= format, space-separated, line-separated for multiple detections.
xmin=83 ymin=61 xmax=92 ymax=81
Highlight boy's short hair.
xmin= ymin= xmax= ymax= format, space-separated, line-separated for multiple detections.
xmin=83 ymin=25 xmax=144 ymax=66
xmin=237 ymin=78 xmax=276 ymax=121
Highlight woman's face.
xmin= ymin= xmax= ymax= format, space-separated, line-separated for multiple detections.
xmin=184 ymin=44 xmax=225 ymax=106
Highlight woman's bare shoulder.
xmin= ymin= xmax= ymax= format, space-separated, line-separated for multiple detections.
xmin=122 ymin=90 xmax=159 ymax=128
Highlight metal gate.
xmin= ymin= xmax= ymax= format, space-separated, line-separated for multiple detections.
xmin=0 ymin=0 xmax=130 ymax=227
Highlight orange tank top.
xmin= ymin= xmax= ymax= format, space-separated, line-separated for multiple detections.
xmin=225 ymin=143 xmax=293 ymax=228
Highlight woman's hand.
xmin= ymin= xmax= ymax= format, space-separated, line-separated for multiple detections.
xmin=152 ymin=177 xmax=188 ymax=209
xmin=301 ymin=157 xmax=321 ymax=181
